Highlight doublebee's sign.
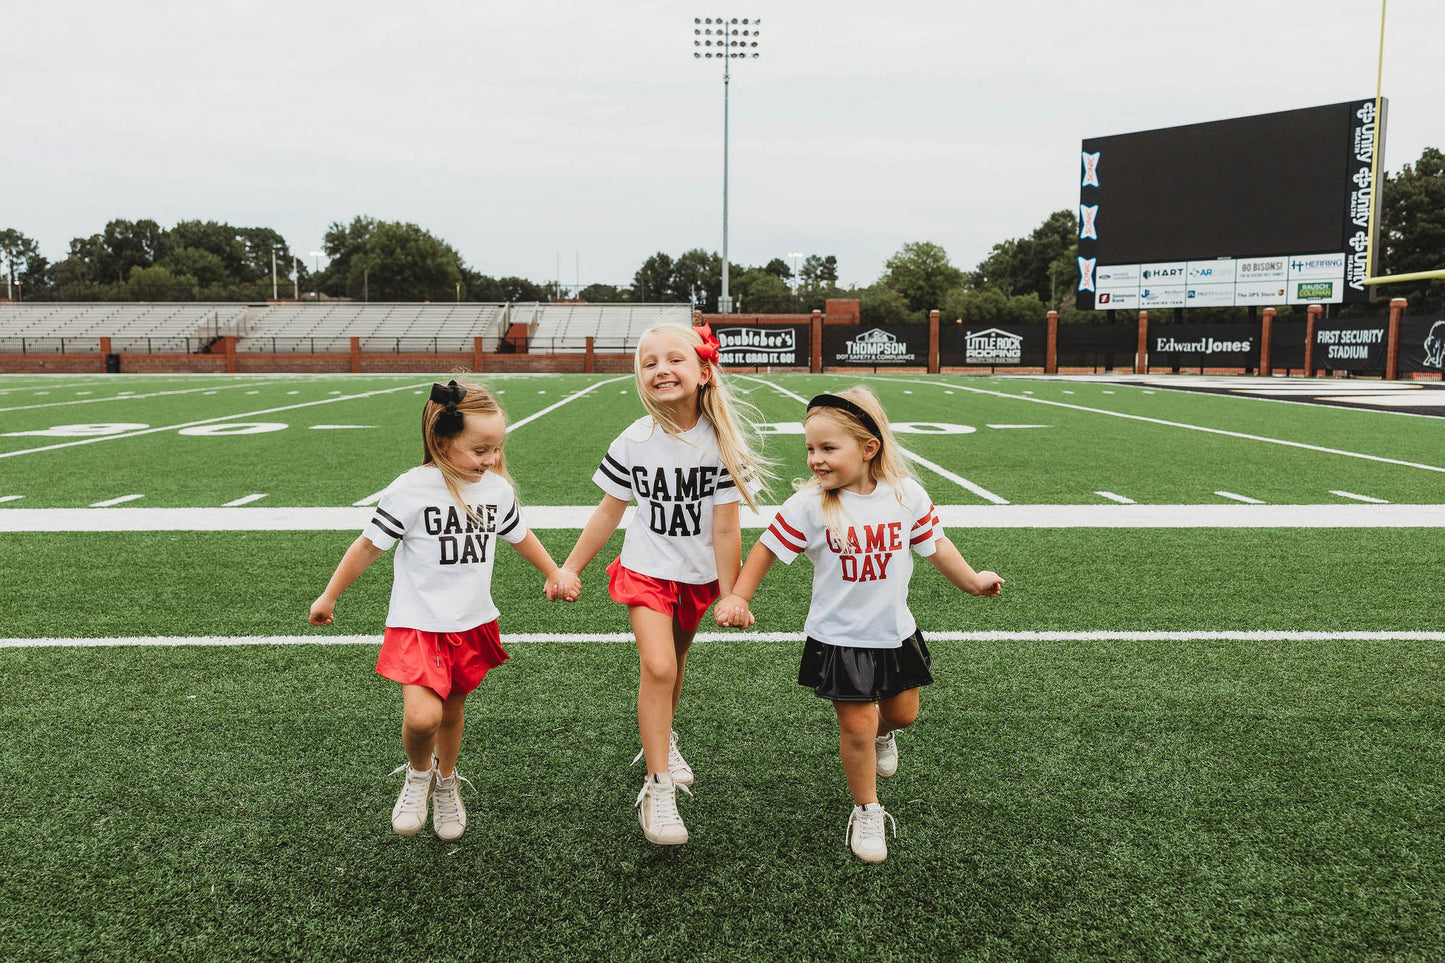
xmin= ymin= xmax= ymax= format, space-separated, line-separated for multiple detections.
xmin=715 ymin=326 xmax=804 ymax=366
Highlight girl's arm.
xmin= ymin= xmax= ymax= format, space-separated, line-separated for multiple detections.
xmin=546 ymin=494 xmax=629 ymax=600
xmin=712 ymin=501 xmax=742 ymax=597
xmin=509 ymin=530 xmax=565 ymax=584
xmin=927 ymin=535 xmax=1003 ymax=596
xmin=714 ymin=541 xmax=779 ymax=628
xmin=310 ymin=535 xmax=384 ymax=624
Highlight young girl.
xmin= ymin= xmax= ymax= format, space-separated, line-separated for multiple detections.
xmin=714 ymin=386 xmax=1002 ymax=863
xmin=546 ymin=322 xmax=771 ymax=846
xmin=310 ymin=379 xmax=566 ymax=842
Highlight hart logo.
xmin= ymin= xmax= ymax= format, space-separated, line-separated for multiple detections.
xmin=1142 ymin=268 xmax=1184 ymax=280
xmin=965 ymin=328 xmax=1023 ymax=364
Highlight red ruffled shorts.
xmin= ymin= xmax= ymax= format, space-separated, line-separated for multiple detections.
xmin=606 ymin=558 xmax=719 ymax=633
xmin=376 ymin=620 xmax=508 ymax=700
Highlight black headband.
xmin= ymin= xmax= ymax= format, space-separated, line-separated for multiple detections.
xmin=807 ymin=393 xmax=881 ymax=440
xmin=430 ymin=380 xmax=467 ymax=437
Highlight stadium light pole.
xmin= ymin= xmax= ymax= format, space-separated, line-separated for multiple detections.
xmin=694 ymin=16 xmax=761 ymax=314
xmin=787 ymin=251 xmax=803 ymax=295
xmin=309 ymin=251 xmax=324 ymax=303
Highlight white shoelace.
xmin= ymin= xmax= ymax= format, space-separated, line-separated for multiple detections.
xmin=389 ymin=764 xmax=433 ymax=812
xmin=630 ymin=732 xmax=689 ymax=773
xmin=635 ymin=778 xmax=692 ymax=828
xmin=846 ymin=805 xmax=897 ymax=846
xmin=433 ymin=771 xmax=475 ymax=824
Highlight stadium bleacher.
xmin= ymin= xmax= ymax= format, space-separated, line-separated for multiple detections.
xmin=0 ymin=301 xmax=691 ymax=355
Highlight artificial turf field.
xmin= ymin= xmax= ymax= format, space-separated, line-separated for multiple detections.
xmin=2 ymin=371 xmax=1443 ymax=962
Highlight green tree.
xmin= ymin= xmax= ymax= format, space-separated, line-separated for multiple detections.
xmin=762 ymin=257 xmax=792 ymax=282
xmin=577 ymin=282 xmax=628 ymax=302
xmin=158 ymin=247 xmax=229 ymax=289
xmin=497 ymin=277 xmax=548 ymax=302
xmin=324 ymin=217 xmax=467 ymax=301
xmin=125 ymin=264 xmax=196 ymax=301
xmin=881 ymin=241 xmax=963 ymax=316
xmin=632 ymin=252 xmax=675 ymax=303
xmin=0 ymin=229 xmax=48 ymax=297
xmin=943 ymin=288 xmax=1047 ymax=327
xmin=969 ymin=210 xmax=1078 ymax=304
xmin=1379 ymin=146 xmax=1445 ymax=312
xmin=799 ymin=254 xmax=838 ymax=287
xmin=729 ymin=267 xmax=792 ymax=313
xmin=669 ymin=249 xmax=721 ymax=308
xmin=855 ymin=283 xmax=912 ymax=326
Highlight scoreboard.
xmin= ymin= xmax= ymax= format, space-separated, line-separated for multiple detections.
xmin=1076 ymin=99 xmax=1384 ymax=310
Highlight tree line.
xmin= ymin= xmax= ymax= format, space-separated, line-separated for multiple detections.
xmin=3 ymin=148 xmax=1441 ymax=319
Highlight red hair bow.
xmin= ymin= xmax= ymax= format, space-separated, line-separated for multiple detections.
xmin=694 ymin=322 xmax=721 ymax=364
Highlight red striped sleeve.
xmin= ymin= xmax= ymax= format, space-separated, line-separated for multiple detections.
xmin=767 ymin=513 xmax=806 ymax=554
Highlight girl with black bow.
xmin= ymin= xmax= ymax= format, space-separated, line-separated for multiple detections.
xmin=310 ymin=379 xmax=566 ymax=842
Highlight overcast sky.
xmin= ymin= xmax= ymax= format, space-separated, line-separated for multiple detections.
xmin=4 ymin=0 xmax=1441 ymax=289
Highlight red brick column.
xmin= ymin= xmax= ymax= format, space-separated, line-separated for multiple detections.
xmin=1385 ymin=297 xmax=1407 ymax=380
xmin=811 ymin=310 xmax=823 ymax=373
xmin=928 ymin=309 xmax=940 ymax=374
xmin=1135 ymin=311 xmax=1148 ymax=374
xmin=1260 ymin=307 xmax=1275 ymax=376
xmin=349 ymin=337 xmax=361 ymax=374
xmin=1045 ymin=311 xmax=1058 ymax=374
xmin=1305 ymin=304 xmax=1322 ymax=376
xmin=224 ymin=336 xmax=237 ymax=374
xmin=585 ymin=336 xmax=595 ymax=374
xmin=473 ymin=337 xmax=485 ymax=373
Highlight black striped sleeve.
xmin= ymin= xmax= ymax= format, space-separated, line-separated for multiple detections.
xmin=370 ymin=506 xmax=404 ymax=540
xmin=498 ymin=503 xmax=521 ymax=537
xmin=598 ymin=453 xmax=631 ymax=490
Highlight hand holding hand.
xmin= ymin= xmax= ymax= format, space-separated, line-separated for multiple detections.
xmin=713 ymin=594 xmax=755 ymax=628
xmin=545 ymin=567 xmax=581 ymax=602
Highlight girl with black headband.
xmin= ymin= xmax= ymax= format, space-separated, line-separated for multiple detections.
xmin=310 ymin=379 xmax=567 ymax=843
xmin=715 ymin=385 xmax=1002 ymax=863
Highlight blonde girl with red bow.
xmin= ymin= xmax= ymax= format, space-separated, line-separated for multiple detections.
xmin=547 ymin=321 xmax=773 ymax=846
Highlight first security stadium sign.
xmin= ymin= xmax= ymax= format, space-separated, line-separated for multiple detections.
xmin=715 ymin=326 xmax=805 ymax=366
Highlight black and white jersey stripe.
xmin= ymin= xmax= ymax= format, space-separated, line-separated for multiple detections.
xmin=597 ymin=453 xmax=631 ymax=491
xmin=498 ymin=503 xmax=521 ymax=537
xmin=370 ymin=506 xmax=405 ymax=541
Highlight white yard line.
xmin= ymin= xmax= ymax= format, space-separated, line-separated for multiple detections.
xmin=222 ymin=494 xmax=268 ymax=507
xmin=89 ymin=494 xmax=144 ymax=507
xmin=1215 ymin=491 xmax=1265 ymax=504
xmin=6 ymin=503 xmax=1445 ymax=531
xmin=1095 ymin=491 xmax=1135 ymax=504
xmin=1331 ymin=490 xmax=1389 ymax=504
xmin=0 ymin=380 xmax=282 ymax=414
xmin=506 ymin=375 xmax=633 ymax=431
xmin=5 ymin=628 xmax=1444 ymax=649
xmin=879 ymin=377 xmax=1445 ymax=474
xmin=0 ymin=382 xmax=431 ymax=460
xmin=738 ymin=374 xmax=1009 ymax=504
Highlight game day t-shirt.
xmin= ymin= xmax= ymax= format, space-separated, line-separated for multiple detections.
xmin=592 ymin=415 xmax=743 ymax=584
xmin=363 ymin=465 xmax=527 ymax=632
xmin=759 ymin=477 xmax=943 ymax=649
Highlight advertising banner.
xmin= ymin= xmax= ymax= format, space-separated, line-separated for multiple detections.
xmin=1313 ymin=320 xmax=1387 ymax=371
xmin=823 ymin=325 xmax=925 ymax=367
xmin=1149 ymin=324 xmax=1261 ymax=368
xmin=713 ymin=324 xmax=808 ymax=368
xmin=939 ymin=324 xmax=1045 ymax=367
xmin=1269 ymin=320 xmax=1307 ymax=370
xmin=1397 ymin=314 xmax=1445 ymax=374
xmin=1055 ymin=324 xmax=1139 ymax=370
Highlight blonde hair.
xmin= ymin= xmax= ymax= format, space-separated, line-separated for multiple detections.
xmin=633 ymin=322 xmax=775 ymax=511
xmin=420 ymin=378 xmax=510 ymax=524
xmin=798 ymin=385 xmax=914 ymax=553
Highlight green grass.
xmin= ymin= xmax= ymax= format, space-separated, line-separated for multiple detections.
xmin=2 ymin=639 xmax=1442 ymax=961
xmin=3 ymin=372 xmax=1445 ymax=960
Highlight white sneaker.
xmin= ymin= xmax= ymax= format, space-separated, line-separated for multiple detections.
xmin=875 ymin=730 xmax=899 ymax=778
xmin=629 ymin=730 xmax=694 ymax=787
xmin=668 ymin=730 xmax=694 ymax=787
xmin=389 ymin=763 xmax=434 ymax=837
xmin=846 ymin=803 xmax=897 ymax=863
xmin=432 ymin=766 xmax=475 ymax=842
xmin=635 ymin=773 xmax=691 ymax=845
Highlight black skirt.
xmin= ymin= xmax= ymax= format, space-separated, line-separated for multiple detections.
xmin=797 ymin=629 xmax=933 ymax=702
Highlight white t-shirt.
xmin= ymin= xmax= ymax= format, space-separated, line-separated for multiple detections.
xmin=363 ymin=465 xmax=528 ymax=632
xmin=759 ymin=477 xmax=943 ymax=649
xmin=592 ymin=415 xmax=744 ymax=584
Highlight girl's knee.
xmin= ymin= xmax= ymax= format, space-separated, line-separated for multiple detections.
xmin=404 ymin=703 xmax=444 ymax=736
xmin=638 ymin=654 xmax=677 ymax=689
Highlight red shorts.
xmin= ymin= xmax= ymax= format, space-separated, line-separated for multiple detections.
xmin=376 ymin=621 xmax=508 ymax=700
xmin=606 ymin=558 xmax=719 ymax=633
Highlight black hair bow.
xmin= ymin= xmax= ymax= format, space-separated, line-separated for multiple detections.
xmin=431 ymin=380 xmax=467 ymax=436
